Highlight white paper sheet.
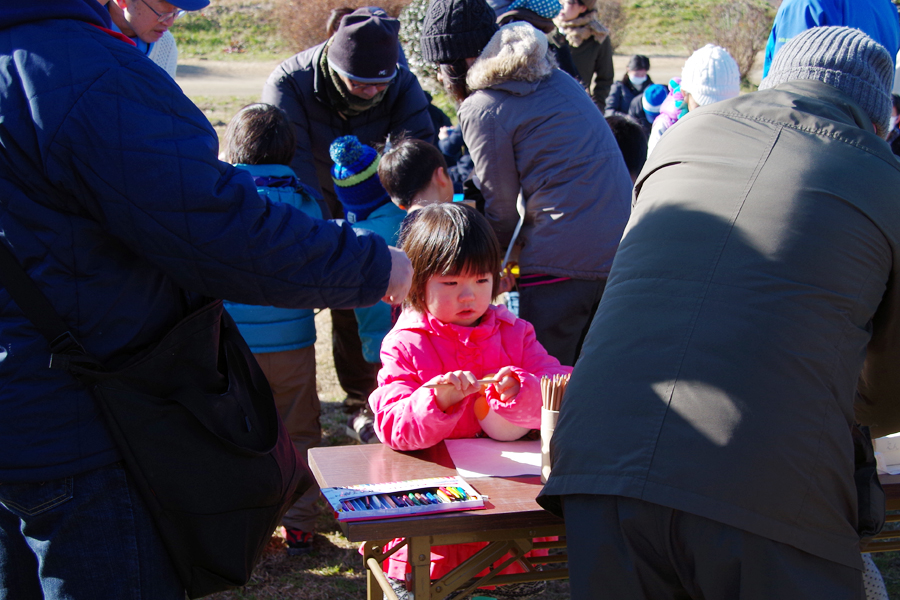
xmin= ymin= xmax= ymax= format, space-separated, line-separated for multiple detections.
xmin=875 ymin=432 xmax=900 ymax=475
xmin=445 ymin=438 xmax=541 ymax=478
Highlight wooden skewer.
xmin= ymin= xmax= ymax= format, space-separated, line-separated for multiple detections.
xmin=423 ymin=378 xmax=500 ymax=389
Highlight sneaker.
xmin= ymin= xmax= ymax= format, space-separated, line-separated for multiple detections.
xmin=346 ymin=409 xmax=380 ymax=444
xmin=284 ymin=527 xmax=314 ymax=556
xmin=341 ymin=395 xmax=369 ymax=414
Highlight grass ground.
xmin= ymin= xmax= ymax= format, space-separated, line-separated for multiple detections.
xmin=190 ymin=95 xmax=259 ymax=140
xmin=175 ymin=0 xmax=284 ymax=59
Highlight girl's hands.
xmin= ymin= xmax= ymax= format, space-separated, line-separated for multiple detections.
xmin=493 ymin=366 xmax=521 ymax=402
xmin=425 ymin=370 xmax=482 ymax=412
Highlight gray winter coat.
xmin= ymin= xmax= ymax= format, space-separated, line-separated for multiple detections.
xmin=540 ymin=80 xmax=900 ymax=570
xmin=262 ymin=43 xmax=434 ymax=217
xmin=458 ymin=27 xmax=632 ymax=280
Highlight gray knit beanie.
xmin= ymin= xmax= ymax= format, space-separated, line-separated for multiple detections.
xmin=421 ymin=0 xmax=500 ymax=63
xmin=759 ymin=26 xmax=894 ymax=137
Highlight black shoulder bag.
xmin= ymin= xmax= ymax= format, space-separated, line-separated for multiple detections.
xmin=0 ymin=242 xmax=312 ymax=598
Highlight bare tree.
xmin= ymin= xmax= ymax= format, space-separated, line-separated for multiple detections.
xmin=684 ymin=0 xmax=776 ymax=83
xmin=596 ymin=0 xmax=629 ymax=52
xmin=277 ymin=0 xmax=410 ymax=54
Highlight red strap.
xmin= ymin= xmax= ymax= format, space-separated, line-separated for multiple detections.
xmin=89 ymin=23 xmax=137 ymax=47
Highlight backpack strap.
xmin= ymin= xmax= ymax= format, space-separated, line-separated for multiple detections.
xmin=0 ymin=240 xmax=87 ymax=359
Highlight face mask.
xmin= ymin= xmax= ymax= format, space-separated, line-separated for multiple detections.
xmin=891 ymin=115 xmax=899 ymax=131
xmin=629 ymin=75 xmax=647 ymax=87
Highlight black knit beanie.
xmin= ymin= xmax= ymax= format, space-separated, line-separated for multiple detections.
xmin=421 ymin=0 xmax=499 ymax=64
xmin=328 ymin=7 xmax=400 ymax=82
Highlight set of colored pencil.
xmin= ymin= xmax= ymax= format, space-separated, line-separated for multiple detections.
xmin=338 ymin=486 xmax=471 ymax=513
xmin=541 ymin=373 xmax=570 ymax=411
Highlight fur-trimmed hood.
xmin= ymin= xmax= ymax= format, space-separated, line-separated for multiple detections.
xmin=553 ymin=9 xmax=608 ymax=48
xmin=466 ymin=22 xmax=555 ymax=91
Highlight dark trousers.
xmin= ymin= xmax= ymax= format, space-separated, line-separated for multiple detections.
xmin=331 ymin=308 xmax=379 ymax=408
xmin=254 ymin=346 xmax=320 ymax=532
xmin=562 ymin=494 xmax=863 ymax=600
xmin=518 ymin=278 xmax=606 ymax=367
xmin=0 ymin=463 xmax=184 ymax=600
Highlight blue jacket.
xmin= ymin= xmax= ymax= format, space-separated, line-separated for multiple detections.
xmin=224 ymin=164 xmax=322 ymax=353
xmin=763 ymin=0 xmax=900 ymax=77
xmin=0 ymin=1 xmax=391 ymax=482
xmin=351 ymin=201 xmax=406 ymax=363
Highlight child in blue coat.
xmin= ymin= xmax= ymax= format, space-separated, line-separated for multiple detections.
xmin=221 ymin=103 xmax=323 ymax=555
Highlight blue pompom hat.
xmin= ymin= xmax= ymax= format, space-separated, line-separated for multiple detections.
xmin=330 ymin=135 xmax=392 ymax=223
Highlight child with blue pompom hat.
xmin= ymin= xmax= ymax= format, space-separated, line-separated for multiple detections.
xmin=330 ymin=135 xmax=407 ymax=442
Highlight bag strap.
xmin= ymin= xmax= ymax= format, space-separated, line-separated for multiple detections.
xmin=0 ymin=240 xmax=87 ymax=358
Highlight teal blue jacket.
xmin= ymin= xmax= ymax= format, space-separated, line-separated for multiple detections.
xmin=352 ymin=201 xmax=406 ymax=362
xmin=224 ymin=164 xmax=323 ymax=353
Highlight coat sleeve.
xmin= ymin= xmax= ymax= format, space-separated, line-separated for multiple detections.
xmin=261 ymin=65 xmax=326 ymax=202
xmin=604 ymin=81 xmax=624 ymax=117
xmin=388 ymin=69 xmax=435 ymax=146
xmin=484 ymin=319 xmax=573 ymax=428
xmin=48 ymin=58 xmax=389 ymax=310
xmin=369 ymin=335 xmax=467 ymax=451
xmin=458 ymin=99 xmax=522 ymax=247
xmin=590 ymin=36 xmax=614 ymax=110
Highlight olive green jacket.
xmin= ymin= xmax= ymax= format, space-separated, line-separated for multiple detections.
xmin=541 ymin=80 xmax=900 ymax=570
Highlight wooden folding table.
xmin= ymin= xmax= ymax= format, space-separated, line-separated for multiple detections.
xmin=308 ymin=442 xmax=566 ymax=600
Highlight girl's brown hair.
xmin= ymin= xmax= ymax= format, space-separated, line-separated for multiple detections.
xmin=399 ymin=203 xmax=501 ymax=313
xmin=221 ymin=103 xmax=296 ymax=166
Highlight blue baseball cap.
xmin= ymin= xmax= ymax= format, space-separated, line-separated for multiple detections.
xmin=170 ymin=0 xmax=210 ymax=10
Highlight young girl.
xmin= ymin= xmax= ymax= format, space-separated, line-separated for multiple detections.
xmin=368 ymin=203 xmax=572 ymax=599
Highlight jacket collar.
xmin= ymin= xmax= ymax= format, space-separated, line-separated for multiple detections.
xmin=395 ymin=304 xmax=517 ymax=342
xmin=757 ymin=79 xmax=878 ymax=135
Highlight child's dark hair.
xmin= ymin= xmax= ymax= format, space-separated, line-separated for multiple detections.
xmin=221 ymin=103 xmax=296 ymax=166
xmin=892 ymin=93 xmax=900 ymax=114
xmin=378 ymin=136 xmax=449 ymax=209
xmin=605 ymin=115 xmax=647 ymax=180
xmin=399 ymin=203 xmax=501 ymax=313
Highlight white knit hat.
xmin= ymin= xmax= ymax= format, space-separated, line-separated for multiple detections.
xmin=680 ymin=44 xmax=741 ymax=106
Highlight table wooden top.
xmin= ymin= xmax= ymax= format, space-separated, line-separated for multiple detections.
xmin=308 ymin=442 xmax=563 ymax=542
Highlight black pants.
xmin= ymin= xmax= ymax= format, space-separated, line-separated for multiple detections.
xmin=518 ymin=278 xmax=606 ymax=367
xmin=562 ymin=495 xmax=863 ymax=600
xmin=331 ymin=308 xmax=379 ymax=409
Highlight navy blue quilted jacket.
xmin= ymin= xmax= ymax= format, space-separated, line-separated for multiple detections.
xmin=0 ymin=1 xmax=391 ymax=482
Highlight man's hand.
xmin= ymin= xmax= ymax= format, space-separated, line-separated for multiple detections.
xmin=382 ymin=246 xmax=412 ymax=305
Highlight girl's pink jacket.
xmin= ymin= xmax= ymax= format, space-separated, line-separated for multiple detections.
xmin=368 ymin=304 xmax=572 ymax=580
xmin=370 ymin=304 xmax=572 ymax=450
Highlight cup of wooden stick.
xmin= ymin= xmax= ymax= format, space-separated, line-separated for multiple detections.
xmin=540 ymin=374 xmax=569 ymax=483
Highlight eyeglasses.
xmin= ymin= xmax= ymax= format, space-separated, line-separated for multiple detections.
xmin=137 ymin=0 xmax=186 ymax=23
xmin=345 ymin=78 xmax=393 ymax=92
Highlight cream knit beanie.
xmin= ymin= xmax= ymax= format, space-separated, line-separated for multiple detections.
xmin=680 ymin=44 xmax=741 ymax=107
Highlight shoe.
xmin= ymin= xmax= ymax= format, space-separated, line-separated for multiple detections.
xmin=346 ymin=409 xmax=380 ymax=444
xmin=341 ymin=395 xmax=369 ymax=414
xmin=284 ymin=527 xmax=314 ymax=556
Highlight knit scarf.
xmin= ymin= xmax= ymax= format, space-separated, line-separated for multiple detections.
xmin=319 ymin=40 xmax=390 ymax=118
xmin=553 ymin=10 xmax=609 ymax=48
